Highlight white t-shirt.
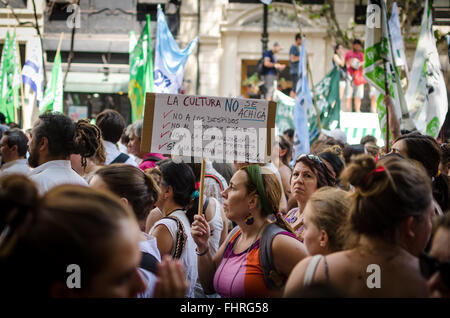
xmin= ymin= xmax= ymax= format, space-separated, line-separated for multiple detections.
xmin=0 ymin=158 xmax=30 ymax=179
xmin=29 ymin=160 xmax=88 ymax=195
xmin=104 ymin=140 xmax=138 ymax=167
xmin=149 ymin=210 xmax=198 ymax=298
xmin=137 ymin=233 xmax=161 ymax=298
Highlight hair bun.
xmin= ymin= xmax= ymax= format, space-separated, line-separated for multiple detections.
xmin=340 ymin=154 xmax=376 ymax=188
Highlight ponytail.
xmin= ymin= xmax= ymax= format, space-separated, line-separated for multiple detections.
xmin=273 ymin=211 xmax=294 ymax=234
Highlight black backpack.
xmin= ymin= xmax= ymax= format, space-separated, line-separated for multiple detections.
xmin=222 ymin=223 xmax=286 ymax=290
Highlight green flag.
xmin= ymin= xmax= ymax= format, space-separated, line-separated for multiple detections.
xmin=273 ymin=87 xmax=295 ymax=136
xmin=129 ymin=14 xmax=153 ymax=123
xmin=41 ymin=51 xmax=63 ymax=113
xmin=273 ymin=66 xmax=341 ymax=144
xmin=0 ymin=31 xmax=20 ymax=123
xmin=313 ymin=66 xmax=341 ymax=130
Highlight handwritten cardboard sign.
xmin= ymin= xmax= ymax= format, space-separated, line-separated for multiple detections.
xmin=141 ymin=93 xmax=277 ymax=163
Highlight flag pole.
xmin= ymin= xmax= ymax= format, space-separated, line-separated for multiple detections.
xmin=198 ymin=157 xmax=206 ymax=216
xmin=383 ymin=58 xmax=390 ymax=153
xmin=55 ymin=33 xmax=64 ymax=64
xmin=15 ymin=33 xmax=26 ymax=128
xmin=291 ymin=0 xmax=321 ymax=132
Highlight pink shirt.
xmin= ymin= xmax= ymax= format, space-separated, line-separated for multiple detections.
xmin=345 ymin=50 xmax=364 ymax=76
xmin=138 ymin=152 xmax=167 ymax=171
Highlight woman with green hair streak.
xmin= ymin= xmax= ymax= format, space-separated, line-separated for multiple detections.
xmin=191 ymin=164 xmax=308 ymax=297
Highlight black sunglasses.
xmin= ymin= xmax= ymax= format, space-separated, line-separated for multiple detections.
xmin=419 ymin=253 xmax=450 ymax=288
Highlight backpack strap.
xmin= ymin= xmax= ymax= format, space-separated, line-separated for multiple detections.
xmin=163 ymin=215 xmax=187 ymax=259
xmin=217 ymin=226 xmax=241 ymax=265
xmin=205 ymin=174 xmax=224 ymax=192
xmin=259 ymin=223 xmax=286 ymax=290
xmin=110 ymin=152 xmax=130 ymax=164
xmin=140 ymin=252 xmax=159 ymax=275
xmin=203 ymin=197 xmax=209 ymax=214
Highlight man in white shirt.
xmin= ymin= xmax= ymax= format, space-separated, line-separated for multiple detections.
xmin=28 ymin=113 xmax=91 ymax=195
xmin=95 ymin=109 xmax=138 ymax=166
xmin=0 ymin=128 xmax=31 ymax=179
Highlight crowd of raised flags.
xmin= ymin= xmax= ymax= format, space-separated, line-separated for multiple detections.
xmin=277 ymin=0 xmax=448 ymax=161
xmin=0 ymin=4 xmax=198 ymax=127
xmin=0 ymin=1 xmax=448 ymax=153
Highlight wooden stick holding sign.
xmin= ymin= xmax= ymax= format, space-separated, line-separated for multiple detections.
xmin=198 ymin=157 xmax=206 ymax=216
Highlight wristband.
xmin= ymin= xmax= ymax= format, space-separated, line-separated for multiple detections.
xmin=196 ymin=247 xmax=209 ymax=256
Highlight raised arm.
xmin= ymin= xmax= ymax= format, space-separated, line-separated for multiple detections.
xmin=191 ymin=214 xmax=231 ymax=294
xmin=384 ymin=95 xmax=401 ymax=141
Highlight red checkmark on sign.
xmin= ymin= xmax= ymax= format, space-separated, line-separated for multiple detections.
xmin=163 ymin=122 xmax=171 ymax=129
xmin=160 ymin=131 xmax=171 ymax=138
xmin=158 ymin=142 xmax=169 ymax=150
xmin=163 ymin=110 xmax=173 ymax=119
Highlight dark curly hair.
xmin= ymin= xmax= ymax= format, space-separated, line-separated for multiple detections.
xmin=291 ymin=154 xmax=336 ymax=188
xmin=34 ymin=112 xmax=102 ymax=168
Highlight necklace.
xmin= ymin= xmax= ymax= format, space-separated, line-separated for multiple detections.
xmin=216 ymin=221 xmax=268 ymax=297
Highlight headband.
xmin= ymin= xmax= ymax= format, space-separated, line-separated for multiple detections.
xmin=245 ymin=165 xmax=272 ymax=215
xmin=363 ymin=166 xmax=385 ymax=185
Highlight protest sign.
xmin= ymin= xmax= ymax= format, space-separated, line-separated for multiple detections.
xmin=141 ymin=93 xmax=277 ymax=163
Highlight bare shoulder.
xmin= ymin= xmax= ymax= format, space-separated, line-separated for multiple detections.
xmin=272 ymin=233 xmax=307 ymax=256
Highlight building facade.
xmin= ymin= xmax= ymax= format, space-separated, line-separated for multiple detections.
xmin=1 ymin=0 xmax=449 ymax=126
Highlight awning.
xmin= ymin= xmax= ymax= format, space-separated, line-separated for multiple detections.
xmin=53 ymin=72 xmax=129 ymax=94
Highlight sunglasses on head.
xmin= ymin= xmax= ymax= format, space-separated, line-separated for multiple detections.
xmin=419 ymin=253 xmax=450 ymax=288
xmin=297 ymin=154 xmax=323 ymax=164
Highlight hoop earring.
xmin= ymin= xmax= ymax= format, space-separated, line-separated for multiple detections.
xmin=244 ymin=214 xmax=254 ymax=226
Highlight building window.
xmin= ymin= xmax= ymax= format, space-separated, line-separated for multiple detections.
xmin=46 ymin=0 xmax=72 ymax=21
xmin=241 ymin=59 xmax=290 ymax=99
xmin=433 ymin=0 xmax=450 ymax=25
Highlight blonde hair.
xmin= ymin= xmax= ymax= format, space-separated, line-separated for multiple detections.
xmin=307 ymin=187 xmax=351 ymax=252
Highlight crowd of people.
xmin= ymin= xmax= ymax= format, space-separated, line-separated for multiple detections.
xmin=0 ymin=108 xmax=449 ymax=299
xmin=259 ymin=35 xmax=376 ymax=114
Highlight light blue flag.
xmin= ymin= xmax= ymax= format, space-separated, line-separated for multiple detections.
xmin=260 ymin=0 xmax=272 ymax=4
xmin=293 ymin=39 xmax=314 ymax=159
xmin=154 ymin=5 xmax=198 ymax=93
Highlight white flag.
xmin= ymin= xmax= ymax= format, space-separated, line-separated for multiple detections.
xmin=363 ymin=0 xmax=414 ymax=140
xmin=405 ymin=0 xmax=448 ymax=138
xmin=21 ymin=38 xmax=44 ymax=106
xmin=388 ymin=2 xmax=409 ymax=78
